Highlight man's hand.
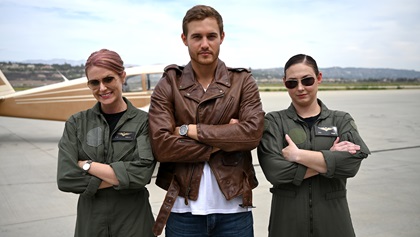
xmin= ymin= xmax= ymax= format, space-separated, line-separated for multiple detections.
xmin=330 ymin=137 xmax=360 ymax=154
xmin=211 ymin=118 xmax=238 ymax=153
xmin=229 ymin=118 xmax=239 ymax=124
xmin=174 ymin=126 xmax=180 ymax=136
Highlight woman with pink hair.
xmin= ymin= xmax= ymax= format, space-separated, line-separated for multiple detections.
xmin=57 ymin=49 xmax=156 ymax=236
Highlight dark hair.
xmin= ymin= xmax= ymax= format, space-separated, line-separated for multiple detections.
xmin=85 ymin=49 xmax=125 ymax=77
xmin=284 ymin=54 xmax=319 ymax=77
xmin=182 ymin=5 xmax=223 ymax=36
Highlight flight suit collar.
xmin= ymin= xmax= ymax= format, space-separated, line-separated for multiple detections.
xmin=286 ymin=99 xmax=332 ymax=121
xmin=92 ymin=97 xmax=136 ymax=119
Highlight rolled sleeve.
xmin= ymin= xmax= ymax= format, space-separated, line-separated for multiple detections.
xmin=321 ymin=150 xmax=366 ymax=178
xmin=258 ymin=114 xmax=308 ymax=186
xmin=321 ymin=150 xmax=337 ymax=178
xmin=110 ymin=134 xmax=156 ymax=190
xmin=293 ymin=164 xmax=307 ymax=186
xmin=110 ymin=161 xmax=130 ymax=189
xmin=81 ymin=176 xmax=102 ymax=197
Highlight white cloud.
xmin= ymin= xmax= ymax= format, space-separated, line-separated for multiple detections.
xmin=0 ymin=0 xmax=419 ymax=70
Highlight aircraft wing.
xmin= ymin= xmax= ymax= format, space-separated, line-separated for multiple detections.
xmin=0 ymin=65 xmax=163 ymax=121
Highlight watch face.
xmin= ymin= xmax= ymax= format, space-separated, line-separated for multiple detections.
xmin=180 ymin=125 xmax=188 ymax=136
xmin=83 ymin=162 xmax=90 ymax=171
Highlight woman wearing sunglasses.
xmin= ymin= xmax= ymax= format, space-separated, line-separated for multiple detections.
xmin=257 ymin=54 xmax=370 ymax=237
xmin=57 ymin=49 xmax=156 ymax=236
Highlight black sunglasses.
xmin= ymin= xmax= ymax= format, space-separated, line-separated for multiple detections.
xmin=87 ymin=76 xmax=116 ymax=89
xmin=284 ymin=77 xmax=315 ymax=89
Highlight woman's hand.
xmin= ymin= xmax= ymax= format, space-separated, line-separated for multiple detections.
xmin=78 ymin=160 xmax=87 ymax=168
xmin=330 ymin=137 xmax=360 ymax=154
xmin=282 ymin=134 xmax=327 ymax=173
xmin=282 ymin=134 xmax=300 ymax=162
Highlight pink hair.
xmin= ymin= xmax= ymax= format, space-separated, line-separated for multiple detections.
xmin=85 ymin=49 xmax=125 ymax=77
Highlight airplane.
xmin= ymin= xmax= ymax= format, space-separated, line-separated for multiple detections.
xmin=0 ymin=64 xmax=165 ymax=121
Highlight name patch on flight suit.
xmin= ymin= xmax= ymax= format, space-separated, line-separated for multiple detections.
xmin=315 ymin=126 xmax=338 ymax=136
xmin=112 ymin=131 xmax=135 ymax=141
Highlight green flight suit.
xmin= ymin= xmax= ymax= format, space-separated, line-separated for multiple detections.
xmin=57 ymin=98 xmax=156 ymax=237
xmin=258 ymin=99 xmax=370 ymax=237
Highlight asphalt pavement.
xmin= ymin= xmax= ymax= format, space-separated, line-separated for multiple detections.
xmin=0 ymin=90 xmax=419 ymax=237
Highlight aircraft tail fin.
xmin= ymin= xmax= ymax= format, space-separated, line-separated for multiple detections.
xmin=0 ymin=69 xmax=16 ymax=97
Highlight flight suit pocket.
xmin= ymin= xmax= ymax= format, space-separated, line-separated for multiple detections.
xmin=137 ymin=135 xmax=154 ymax=167
xmin=325 ymin=189 xmax=347 ymax=200
xmin=270 ymin=188 xmax=297 ymax=198
xmin=86 ymin=127 xmax=103 ymax=147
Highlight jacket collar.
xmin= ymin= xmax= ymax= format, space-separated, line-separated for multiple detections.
xmin=178 ymin=59 xmax=231 ymax=91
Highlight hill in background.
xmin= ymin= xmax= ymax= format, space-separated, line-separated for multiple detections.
xmin=1 ymin=60 xmax=420 ymax=88
xmin=252 ymin=67 xmax=420 ymax=81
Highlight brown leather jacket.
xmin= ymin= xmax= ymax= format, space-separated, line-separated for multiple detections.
xmin=149 ymin=60 xmax=264 ymax=235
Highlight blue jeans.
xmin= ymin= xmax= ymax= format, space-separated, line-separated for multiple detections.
xmin=165 ymin=211 xmax=254 ymax=237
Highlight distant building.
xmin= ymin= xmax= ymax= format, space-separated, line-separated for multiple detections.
xmin=41 ymin=65 xmax=53 ymax=69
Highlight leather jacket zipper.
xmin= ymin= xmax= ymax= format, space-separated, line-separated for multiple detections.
xmin=183 ymin=91 xmax=223 ymax=205
xmin=184 ymin=165 xmax=195 ymax=205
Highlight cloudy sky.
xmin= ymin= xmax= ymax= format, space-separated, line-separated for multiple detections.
xmin=1 ymin=0 xmax=419 ymax=71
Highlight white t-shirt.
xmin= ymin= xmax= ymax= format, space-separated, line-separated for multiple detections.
xmin=171 ymin=162 xmax=250 ymax=215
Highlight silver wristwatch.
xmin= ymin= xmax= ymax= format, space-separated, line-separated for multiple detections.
xmin=179 ymin=124 xmax=189 ymax=136
xmin=82 ymin=160 xmax=93 ymax=173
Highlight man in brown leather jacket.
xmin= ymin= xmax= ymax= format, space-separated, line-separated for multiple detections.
xmin=148 ymin=5 xmax=264 ymax=237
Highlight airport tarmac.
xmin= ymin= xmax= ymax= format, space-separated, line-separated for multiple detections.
xmin=0 ymin=90 xmax=419 ymax=237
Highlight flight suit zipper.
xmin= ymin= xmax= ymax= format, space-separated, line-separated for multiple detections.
xmin=309 ymin=180 xmax=314 ymax=236
xmin=308 ymin=118 xmax=319 ymax=237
